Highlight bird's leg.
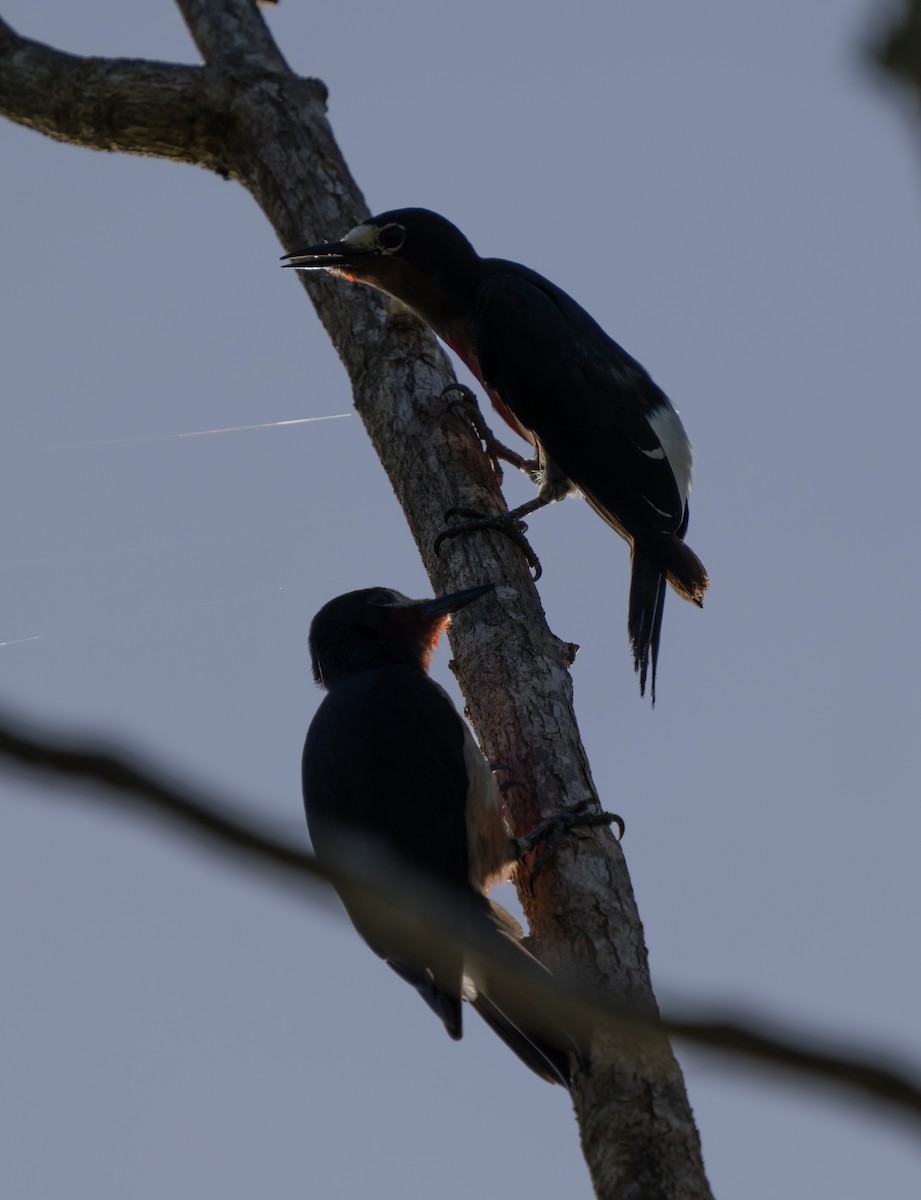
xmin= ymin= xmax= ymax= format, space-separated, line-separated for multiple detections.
xmin=434 ymin=494 xmax=549 ymax=581
xmin=433 ymin=441 xmax=575 ymax=582
xmin=441 ymin=384 xmax=538 ymax=485
xmin=512 ymin=800 xmax=625 ymax=894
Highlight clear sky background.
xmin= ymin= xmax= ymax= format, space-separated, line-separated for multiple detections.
xmin=2 ymin=2 xmax=920 ymax=1196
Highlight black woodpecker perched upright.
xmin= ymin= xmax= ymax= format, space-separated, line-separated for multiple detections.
xmin=284 ymin=209 xmax=708 ymax=702
xmin=302 ymin=583 xmax=573 ymax=1087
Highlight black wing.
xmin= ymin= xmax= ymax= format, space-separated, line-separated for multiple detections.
xmin=475 ymin=267 xmax=687 ymax=539
xmin=303 ymin=665 xmax=576 ymax=1084
xmin=303 ymin=663 xmax=471 ymax=884
xmin=302 ymin=663 xmax=472 ymax=1035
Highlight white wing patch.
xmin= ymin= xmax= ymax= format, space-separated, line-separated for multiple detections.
xmin=643 ymin=496 xmax=676 ymax=519
xmin=647 ymin=403 xmax=693 ymax=504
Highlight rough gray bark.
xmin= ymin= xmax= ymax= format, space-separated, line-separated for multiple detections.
xmin=0 ymin=4 xmax=712 ymax=1196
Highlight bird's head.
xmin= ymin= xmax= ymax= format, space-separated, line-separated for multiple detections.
xmin=309 ymin=583 xmax=493 ymax=689
xmin=282 ymin=209 xmax=480 ymax=314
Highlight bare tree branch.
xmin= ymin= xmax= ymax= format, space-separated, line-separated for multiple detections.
xmin=4 ymin=707 xmax=921 ymax=1132
xmin=1 ymin=5 xmax=709 ymax=1194
xmin=0 ymin=18 xmax=207 ymax=164
xmin=175 ymin=0 xmax=289 ymax=68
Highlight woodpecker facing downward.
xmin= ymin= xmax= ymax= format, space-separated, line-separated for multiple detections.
xmin=284 ymin=209 xmax=708 ymax=702
xmin=302 ymin=583 xmax=573 ymax=1087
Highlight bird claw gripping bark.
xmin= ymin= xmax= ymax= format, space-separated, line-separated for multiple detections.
xmin=514 ymin=800 xmax=625 ymax=894
xmin=441 ymin=384 xmax=538 ymax=485
xmin=433 ymin=499 xmax=546 ymax=581
xmin=438 ymin=383 xmax=546 ymax=578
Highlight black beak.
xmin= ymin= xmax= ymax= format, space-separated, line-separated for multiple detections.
xmin=419 ymin=583 xmax=494 ymax=617
xmin=281 ymin=240 xmax=373 ymax=270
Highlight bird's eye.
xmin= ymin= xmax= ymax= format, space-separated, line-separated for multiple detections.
xmin=366 ymin=589 xmax=397 ymax=607
xmin=378 ymin=224 xmax=406 ymax=252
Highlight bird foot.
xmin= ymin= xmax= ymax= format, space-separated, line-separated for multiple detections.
xmin=433 ymin=500 xmax=547 ymax=581
xmin=442 ymin=384 xmax=538 ymax=484
xmin=514 ymin=800 xmax=625 ymax=894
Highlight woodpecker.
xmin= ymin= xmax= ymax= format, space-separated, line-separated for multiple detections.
xmin=302 ymin=583 xmax=573 ymax=1086
xmin=284 ymin=209 xmax=708 ymax=702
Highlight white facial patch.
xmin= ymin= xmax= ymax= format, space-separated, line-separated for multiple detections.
xmin=341 ymin=223 xmax=379 ymax=249
xmin=647 ymin=403 xmax=693 ymax=504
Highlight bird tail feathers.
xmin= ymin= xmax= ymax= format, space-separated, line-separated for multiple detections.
xmin=656 ymin=535 xmax=708 ymax=607
xmin=465 ymin=898 xmax=578 ymax=1088
xmin=628 ymin=550 xmax=668 ymax=704
xmin=629 ymin=535 xmax=708 ymax=702
xmin=471 ymin=992 xmax=573 ymax=1087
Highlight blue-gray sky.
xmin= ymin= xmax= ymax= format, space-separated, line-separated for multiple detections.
xmin=2 ymin=2 xmax=920 ymax=1196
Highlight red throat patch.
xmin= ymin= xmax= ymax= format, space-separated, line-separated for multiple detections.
xmin=389 ymin=609 xmax=449 ymax=673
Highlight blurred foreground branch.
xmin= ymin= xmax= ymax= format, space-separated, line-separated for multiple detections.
xmin=3 ymin=706 xmax=921 ymax=1131
xmin=878 ymin=0 xmax=921 ymax=100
